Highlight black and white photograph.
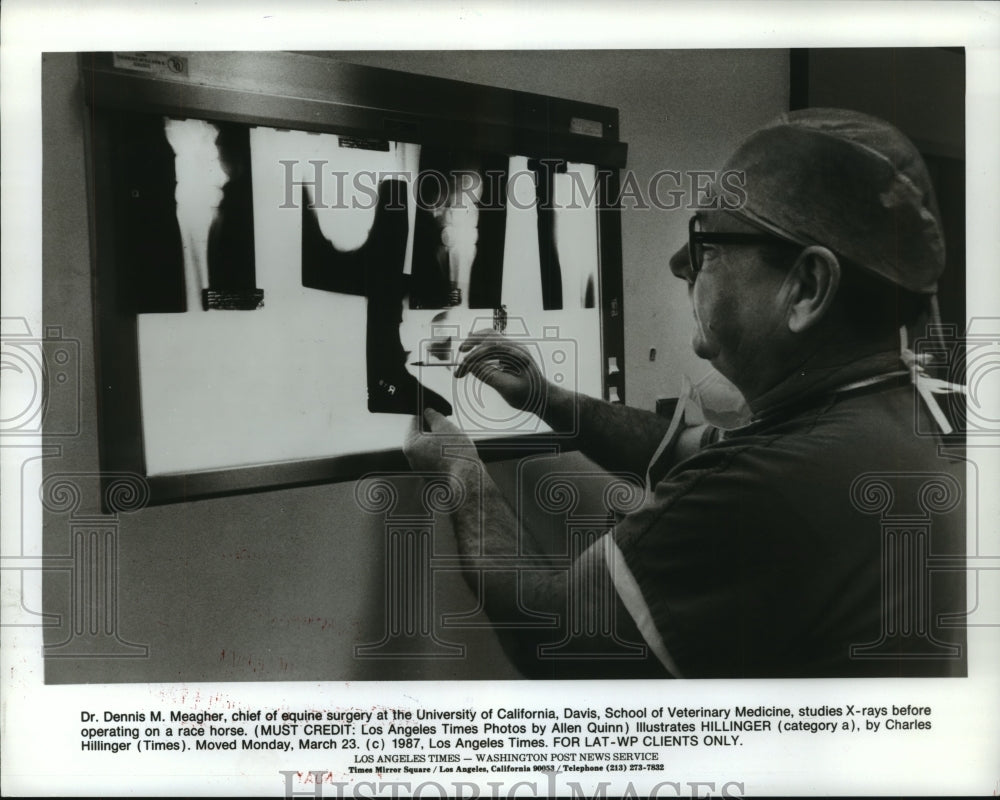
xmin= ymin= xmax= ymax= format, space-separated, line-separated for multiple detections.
xmin=2 ymin=2 xmax=998 ymax=797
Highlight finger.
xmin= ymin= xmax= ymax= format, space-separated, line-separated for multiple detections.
xmin=402 ymin=413 xmax=423 ymax=455
xmin=457 ymin=329 xmax=500 ymax=354
xmin=455 ymin=336 xmax=515 ymax=379
xmin=456 ymin=346 xmax=506 ymax=380
xmin=465 ymin=343 xmax=533 ymax=381
xmin=421 ymin=407 xmax=453 ymax=434
xmin=455 ymin=343 xmax=490 ymax=378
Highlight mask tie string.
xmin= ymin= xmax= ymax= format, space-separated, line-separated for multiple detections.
xmin=900 ymin=325 xmax=965 ymax=435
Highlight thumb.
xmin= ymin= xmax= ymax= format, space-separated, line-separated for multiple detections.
xmin=403 ymin=413 xmax=423 ymax=453
xmin=422 ymin=407 xmax=446 ymax=429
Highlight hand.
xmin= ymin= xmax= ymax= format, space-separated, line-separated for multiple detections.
xmin=455 ymin=329 xmax=547 ymax=413
xmin=403 ymin=408 xmax=480 ymax=475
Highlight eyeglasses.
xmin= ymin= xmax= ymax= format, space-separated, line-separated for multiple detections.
xmin=687 ymin=215 xmax=799 ymax=277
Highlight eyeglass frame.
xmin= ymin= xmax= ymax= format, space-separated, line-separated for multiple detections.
xmin=687 ymin=215 xmax=801 ymax=277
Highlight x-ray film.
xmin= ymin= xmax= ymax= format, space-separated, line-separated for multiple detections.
xmin=129 ymin=122 xmax=605 ymax=474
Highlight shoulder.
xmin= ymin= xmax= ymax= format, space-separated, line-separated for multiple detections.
xmin=618 ymin=383 xmax=953 ymax=549
xmin=608 ymin=384 xmax=966 ymax=677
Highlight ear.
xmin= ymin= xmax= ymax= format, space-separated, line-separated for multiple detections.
xmin=784 ymin=246 xmax=841 ymax=333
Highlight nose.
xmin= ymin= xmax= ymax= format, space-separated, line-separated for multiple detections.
xmin=669 ymin=243 xmax=693 ymax=280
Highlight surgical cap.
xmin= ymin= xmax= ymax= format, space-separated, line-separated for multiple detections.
xmin=723 ymin=108 xmax=946 ymax=294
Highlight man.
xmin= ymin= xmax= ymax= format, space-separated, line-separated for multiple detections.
xmin=403 ymin=108 xmax=966 ymax=679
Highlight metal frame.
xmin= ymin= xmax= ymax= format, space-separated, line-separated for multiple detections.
xmin=82 ymin=51 xmax=628 ymax=506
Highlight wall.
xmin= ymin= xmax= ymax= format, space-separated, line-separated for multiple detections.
xmin=797 ymin=46 xmax=966 ymax=347
xmin=803 ymin=47 xmax=964 ymax=158
xmin=41 ymin=49 xmax=788 ymax=683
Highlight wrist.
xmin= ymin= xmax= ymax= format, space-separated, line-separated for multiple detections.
xmin=542 ymin=382 xmax=578 ymax=432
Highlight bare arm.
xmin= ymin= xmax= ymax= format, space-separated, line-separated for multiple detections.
xmin=456 ymin=330 xmax=704 ymax=476
xmin=404 ymin=409 xmax=664 ymax=678
xmin=541 ymin=382 xmax=674 ymax=475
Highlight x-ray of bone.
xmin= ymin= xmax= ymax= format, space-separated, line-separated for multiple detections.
xmin=132 ymin=122 xmax=604 ymax=473
xmin=553 ymin=163 xmax=600 ymax=309
xmin=407 ymin=152 xmax=598 ymax=313
xmin=408 ymin=148 xmax=509 ymax=310
xmin=300 ymin=138 xmax=420 ymax=294
xmin=164 ymin=118 xmax=226 ymax=310
xmin=299 ymin=135 xmax=452 ymax=416
xmin=500 ymin=157 xmax=600 ymax=313
xmin=108 ymin=111 xmax=259 ymax=313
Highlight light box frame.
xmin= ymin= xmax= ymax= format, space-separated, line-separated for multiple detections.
xmin=82 ymin=51 xmax=628 ymax=506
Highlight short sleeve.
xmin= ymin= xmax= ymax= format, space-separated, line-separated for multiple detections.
xmin=612 ymin=442 xmax=820 ymax=677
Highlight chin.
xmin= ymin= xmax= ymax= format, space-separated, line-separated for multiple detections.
xmin=690 ymin=334 xmax=716 ymax=362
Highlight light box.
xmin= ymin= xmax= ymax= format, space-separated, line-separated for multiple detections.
xmin=82 ymin=52 xmax=628 ymax=505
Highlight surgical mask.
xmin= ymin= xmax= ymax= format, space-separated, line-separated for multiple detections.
xmin=682 ymin=369 xmax=752 ymax=430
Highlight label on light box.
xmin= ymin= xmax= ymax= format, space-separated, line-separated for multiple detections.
xmin=112 ymin=52 xmax=189 ymax=77
xmin=338 ymin=136 xmax=390 ymax=152
xmin=570 ymin=117 xmax=605 ymax=137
